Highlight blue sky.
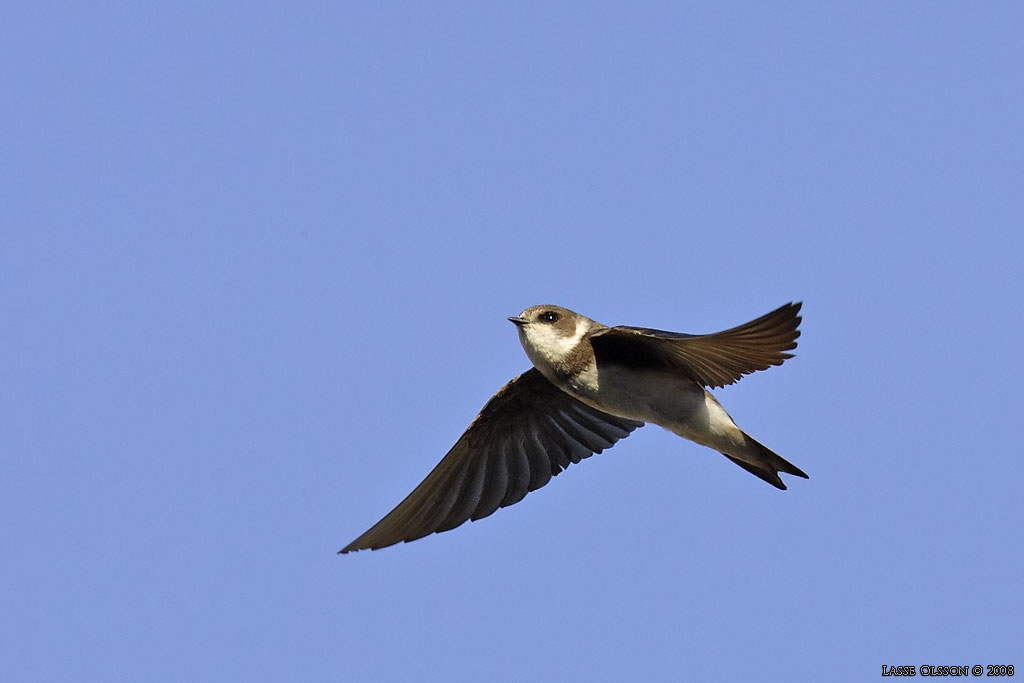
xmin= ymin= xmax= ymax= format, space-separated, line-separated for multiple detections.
xmin=3 ymin=3 xmax=1022 ymax=681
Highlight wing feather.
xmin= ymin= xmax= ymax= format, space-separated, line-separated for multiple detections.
xmin=340 ymin=369 xmax=643 ymax=553
xmin=591 ymin=302 xmax=802 ymax=388
xmin=501 ymin=435 xmax=532 ymax=507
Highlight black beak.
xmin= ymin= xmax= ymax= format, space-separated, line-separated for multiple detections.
xmin=508 ymin=316 xmax=528 ymax=326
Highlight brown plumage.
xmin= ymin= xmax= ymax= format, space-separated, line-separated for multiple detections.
xmin=341 ymin=302 xmax=807 ymax=553
xmin=340 ymin=369 xmax=642 ymax=553
xmin=590 ymin=302 xmax=802 ymax=389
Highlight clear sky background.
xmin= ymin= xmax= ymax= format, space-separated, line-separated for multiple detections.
xmin=3 ymin=3 xmax=1022 ymax=682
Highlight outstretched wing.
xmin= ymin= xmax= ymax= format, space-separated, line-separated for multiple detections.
xmin=340 ymin=369 xmax=643 ymax=553
xmin=590 ymin=302 xmax=802 ymax=389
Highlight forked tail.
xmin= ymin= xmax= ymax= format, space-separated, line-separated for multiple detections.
xmin=722 ymin=433 xmax=808 ymax=490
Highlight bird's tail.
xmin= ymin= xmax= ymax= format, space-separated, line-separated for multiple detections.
xmin=722 ymin=433 xmax=808 ymax=490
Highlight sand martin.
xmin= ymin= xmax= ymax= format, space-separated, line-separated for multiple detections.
xmin=341 ymin=302 xmax=807 ymax=553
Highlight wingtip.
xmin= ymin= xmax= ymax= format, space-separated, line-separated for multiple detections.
xmin=778 ymin=301 xmax=802 ymax=324
xmin=339 ymin=543 xmax=380 ymax=555
xmin=339 ymin=538 xmax=378 ymax=554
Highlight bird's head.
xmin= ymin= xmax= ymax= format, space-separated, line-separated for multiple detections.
xmin=508 ymin=305 xmax=600 ymax=372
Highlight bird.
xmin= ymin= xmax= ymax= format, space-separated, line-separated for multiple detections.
xmin=340 ymin=302 xmax=807 ymax=553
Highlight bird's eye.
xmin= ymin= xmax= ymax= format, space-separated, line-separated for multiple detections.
xmin=539 ymin=311 xmax=559 ymax=323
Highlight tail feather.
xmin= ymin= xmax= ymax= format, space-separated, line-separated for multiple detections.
xmin=722 ymin=434 xmax=808 ymax=490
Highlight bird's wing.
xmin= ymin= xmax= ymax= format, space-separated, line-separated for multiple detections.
xmin=340 ymin=368 xmax=644 ymax=553
xmin=590 ymin=302 xmax=802 ymax=389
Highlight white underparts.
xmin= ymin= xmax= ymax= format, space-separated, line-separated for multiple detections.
xmin=568 ymin=360 xmax=600 ymax=397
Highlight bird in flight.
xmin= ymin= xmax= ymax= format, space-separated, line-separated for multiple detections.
xmin=340 ymin=302 xmax=807 ymax=553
